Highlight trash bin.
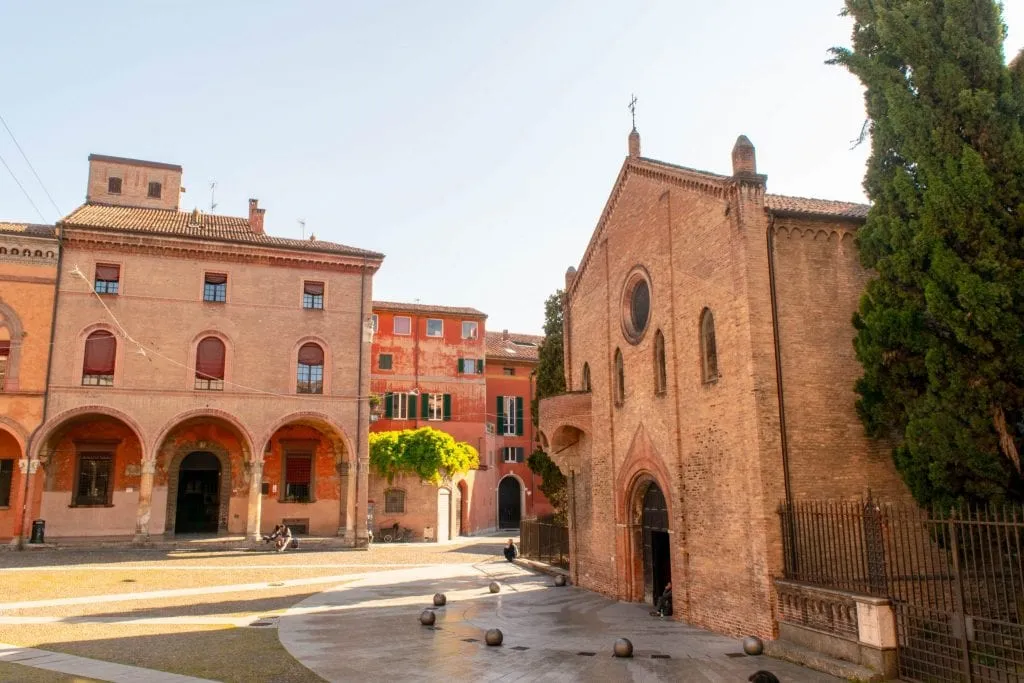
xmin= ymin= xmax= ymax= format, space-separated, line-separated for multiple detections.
xmin=30 ymin=519 xmax=44 ymax=544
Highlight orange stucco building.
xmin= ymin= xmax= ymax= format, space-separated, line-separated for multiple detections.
xmin=28 ymin=154 xmax=383 ymax=542
xmin=0 ymin=223 xmax=59 ymax=542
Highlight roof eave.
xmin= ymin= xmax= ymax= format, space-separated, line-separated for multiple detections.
xmin=59 ymin=222 xmax=385 ymax=262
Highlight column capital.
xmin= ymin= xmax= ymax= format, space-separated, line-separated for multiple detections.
xmin=141 ymin=460 xmax=157 ymax=474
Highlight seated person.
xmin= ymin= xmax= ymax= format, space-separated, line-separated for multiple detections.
xmin=503 ymin=538 xmax=518 ymax=562
xmin=650 ymin=581 xmax=673 ymax=617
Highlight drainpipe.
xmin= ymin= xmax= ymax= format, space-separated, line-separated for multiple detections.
xmin=413 ymin=314 xmax=420 ymax=427
xmin=351 ymin=257 xmax=368 ymax=544
xmin=527 ymin=369 xmax=536 ymax=518
xmin=18 ymin=227 xmax=63 ymax=549
xmin=766 ymin=215 xmax=796 ymax=574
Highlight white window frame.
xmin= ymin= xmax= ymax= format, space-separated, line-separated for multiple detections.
xmin=460 ymin=358 xmax=479 ymax=374
xmin=503 ymin=447 xmax=522 ymax=463
xmin=394 ymin=316 xmax=411 ymax=336
xmin=462 ymin=321 xmax=478 ymax=339
xmin=427 ymin=393 xmax=443 ymax=421
xmin=394 ymin=392 xmax=411 ymax=419
xmin=426 ymin=318 xmax=443 ymax=337
xmin=502 ymin=396 xmax=516 ymax=436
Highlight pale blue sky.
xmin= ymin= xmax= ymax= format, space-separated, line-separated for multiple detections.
xmin=2 ymin=2 xmax=1022 ymax=333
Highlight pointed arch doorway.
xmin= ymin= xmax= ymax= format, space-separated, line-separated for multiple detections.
xmin=639 ymin=481 xmax=671 ymax=605
xmin=174 ymin=451 xmax=222 ymax=534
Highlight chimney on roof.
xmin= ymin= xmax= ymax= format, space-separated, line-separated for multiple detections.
xmin=248 ymin=198 xmax=265 ymax=235
xmin=502 ymin=329 xmax=510 ymax=341
xmin=628 ymin=128 xmax=641 ymax=158
xmin=731 ymin=135 xmax=757 ymax=176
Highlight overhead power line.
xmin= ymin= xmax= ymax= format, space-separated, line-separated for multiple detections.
xmin=0 ymin=150 xmax=46 ymax=223
xmin=0 ymin=112 xmax=62 ymax=218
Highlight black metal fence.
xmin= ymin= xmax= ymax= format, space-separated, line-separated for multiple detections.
xmin=519 ymin=519 xmax=569 ymax=569
xmin=779 ymin=499 xmax=1024 ymax=682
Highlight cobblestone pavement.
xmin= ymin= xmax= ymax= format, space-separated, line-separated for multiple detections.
xmin=279 ymin=560 xmax=841 ymax=683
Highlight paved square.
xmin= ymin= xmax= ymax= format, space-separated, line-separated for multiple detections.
xmin=279 ymin=561 xmax=840 ymax=682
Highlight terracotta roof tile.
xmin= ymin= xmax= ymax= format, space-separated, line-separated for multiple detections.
xmin=485 ymin=331 xmax=544 ymax=362
xmin=0 ymin=222 xmax=57 ymax=238
xmin=766 ymin=194 xmax=869 ymax=220
xmin=61 ymin=204 xmax=383 ymax=259
xmin=372 ymin=301 xmax=487 ymax=318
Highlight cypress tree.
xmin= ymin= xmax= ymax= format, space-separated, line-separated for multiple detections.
xmin=830 ymin=1 xmax=1024 ymax=506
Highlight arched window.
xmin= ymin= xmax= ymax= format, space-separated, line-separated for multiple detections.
xmin=195 ymin=336 xmax=226 ymax=391
xmin=700 ymin=309 xmax=718 ymax=383
xmin=297 ymin=342 xmax=324 ymax=394
xmin=82 ymin=330 xmax=116 ymax=386
xmin=581 ymin=362 xmax=591 ymax=392
xmin=654 ymin=330 xmax=667 ymax=394
xmin=384 ymin=488 xmax=406 ymax=514
xmin=614 ymin=348 xmax=625 ymax=406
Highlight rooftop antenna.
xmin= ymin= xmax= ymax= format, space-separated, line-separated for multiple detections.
xmin=209 ymin=182 xmax=218 ymax=212
xmin=298 ymin=219 xmax=306 ymax=239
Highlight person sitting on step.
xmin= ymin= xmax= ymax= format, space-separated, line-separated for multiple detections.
xmin=264 ymin=523 xmax=293 ymax=552
xmin=649 ymin=581 xmax=673 ymax=617
xmin=503 ymin=538 xmax=518 ymax=562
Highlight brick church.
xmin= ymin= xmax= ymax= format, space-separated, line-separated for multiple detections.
xmin=538 ymin=128 xmax=910 ymax=639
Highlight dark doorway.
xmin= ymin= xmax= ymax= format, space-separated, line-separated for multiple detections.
xmin=498 ymin=477 xmax=522 ymax=529
xmin=641 ymin=483 xmax=671 ymax=604
xmin=175 ymin=451 xmax=221 ymax=534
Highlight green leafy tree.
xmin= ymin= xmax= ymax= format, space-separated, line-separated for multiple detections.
xmin=830 ymin=1 xmax=1024 ymax=506
xmin=527 ymin=449 xmax=568 ymax=525
xmin=369 ymin=427 xmax=479 ymax=485
xmin=535 ymin=290 xmax=567 ymax=403
xmin=528 ymin=289 xmax=569 ymax=522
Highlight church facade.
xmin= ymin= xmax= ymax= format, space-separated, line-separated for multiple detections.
xmin=538 ymin=129 xmax=909 ymax=638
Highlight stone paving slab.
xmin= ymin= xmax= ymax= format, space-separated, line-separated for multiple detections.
xmin=279 ymin=562 xmax=842 ymax=683
xmin=0 ymin=643 xmax=218 ymax=683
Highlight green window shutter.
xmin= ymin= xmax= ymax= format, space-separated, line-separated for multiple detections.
xmin=421 ymin=393 xmax=429 ymax=419
xmin=443 ymin=393 xmax=452 ymax=421
xmin=515 ymin=397 xmax=524 ymax=436
xmin=516 ymin=447 xmax=524 ymax=463
xmin=496 ymin=396 xmax=504 ymax=432
xmin=476 ymin=359 xmax=484 ymax=374
xmin=384 ymin=392 xmax=393 ymax=418
xmin=457 ymin=357 xmax=463 ymax=374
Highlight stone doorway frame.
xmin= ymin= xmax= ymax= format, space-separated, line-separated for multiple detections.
xmin=164 ymin=442 xmax=232 ymax=534
xmin=624 ymin=473 xmax=671 ymax=604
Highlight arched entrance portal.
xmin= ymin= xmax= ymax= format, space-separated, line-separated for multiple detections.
xmin=498 ymin=476 xmax=522 ymax=529
xmin=640 ymin=482 xmax=671 ymax=605
xmin=174 ymin=452 xmax=222 ymax=534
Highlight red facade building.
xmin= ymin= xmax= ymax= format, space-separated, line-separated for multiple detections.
xmin=485 ymin=330 xmax=551 ymax=528
xmin=368 ymin=302 xmax=497 ymax=539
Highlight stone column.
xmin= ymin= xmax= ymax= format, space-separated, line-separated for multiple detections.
xmin=134 ymin=460 xmax=156 ymax=541
xmin=336 ymin=459 xmax=355 ymax=539
xmin=12 ymin=456 xmax=41 ymax=544
xmin=354 ymin=457 xmax=369 ymax=547
xmin=246 ymin=457 xmax=264 ymax=542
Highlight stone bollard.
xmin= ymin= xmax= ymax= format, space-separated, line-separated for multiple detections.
xmin=419 ymin=609 xmax=436 ymax=626
xmin=485 ymin=628 xmax=503 ymax=646
xmin=742 ymin=636 xmax=764 ymax=656
xmin=433 ymin=593 xmax=447 ymax=607
xmin=613 ymin=638 xmax=634 ymax=658
xmin=489 ymin=581 xmax=501 ymax=594
xmin=554 ymin=575 xmax=567 ymax=587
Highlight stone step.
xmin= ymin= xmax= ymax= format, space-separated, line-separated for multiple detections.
xmin=764 ymin=639 xmax=889 ymax=682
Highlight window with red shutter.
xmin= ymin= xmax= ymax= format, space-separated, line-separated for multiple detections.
xmin=303 ymin=282 xmax=324 ymax=310
xmin=284 ymin=454 xmax=312 ymax=502
xmin=297 ymin=343 xmax=324 ymax=394
xmin=82 ymin=331 xmax=116 ymax=386
xmin=94 ymin=264 xmax=120 ymax=295
xmin=195 ymin=337 xmax=226 ymax=390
